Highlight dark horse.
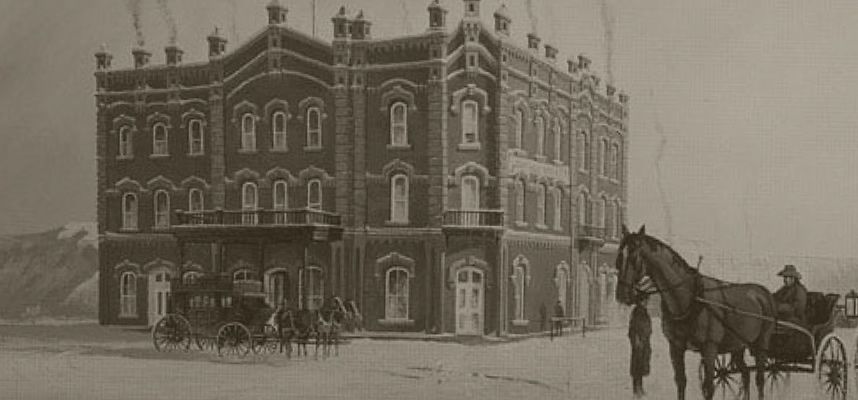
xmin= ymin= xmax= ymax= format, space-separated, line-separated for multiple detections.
xmin=615 ymin=225 xmax=776 ymax=400
xmin=316 ymin=298 xmax=344 ymax=357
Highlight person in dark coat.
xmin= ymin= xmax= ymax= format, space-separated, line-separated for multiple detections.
xmin=553 ymin=300 xmax=565 ymax=336
xmin=629 ymin=295 xmax=652 ymax=398
xmin=539 ymin=303 xmax=547 ymax=332
xmin=773 ymin=264 xmax=808 ymax=326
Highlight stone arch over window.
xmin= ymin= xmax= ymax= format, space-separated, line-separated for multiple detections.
xmin=263 ymin=99 xmax=292 ymax=123
xmin=180 ymin=176 xmax=210 ymax=191
xmin=264 ymin=167 xmax=299 ymax=187
xmin=452 ymin=162 xmax=491 ymax=188
xmin=146 ymin=112 xmax=172 ymax=131
xmin=510 ymin=254 xmax=532 ymax=287
xmin=142 ymin=258 xmax=177 ymax=276
xmin=297 ymin=97 xmax=328 ymax=122
xmin=227 ymin=168 xmax=262 ymax=189
xmin=379 ymin=85 xmax=418 ymax=113
xmin=146 ymin=175 xmax=179 ymax=193
xmin=179 ymin=108 xmax=206 ymax=130
xmin=112 ymin=115 xmax=137 ymax=136
xmin=114 ymin=259 xmax=142 ymax=275
xmin=449 ymin=84 xmax=491 ymax=115
xmin=446 ymin=255 xmax=491 ymax=289
xmin=113 ymin=177 xmax=145 ymax=194
xmin=381 ymin=159 xmax=416 ymax=180
xmin=297 ymin=165 xmax=336 ymax=187
xmin=374 ymin=252 xmax=416 ymax=281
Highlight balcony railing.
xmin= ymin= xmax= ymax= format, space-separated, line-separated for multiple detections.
xmin=175 ymin=208 xmax=342 ymax=227
xmin=442 ymin=210 xmax=504 ymax=228
xmin=577 ymin=224 xmax=605 ymax=239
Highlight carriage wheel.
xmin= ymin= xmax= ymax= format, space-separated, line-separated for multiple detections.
xmin=152 ymin=314 xmax=191 ymax=352
xmin=217 ymin=322 xmax=252 ymax=358
xmin=764 ymin=357 xmax=791 ymax=397
xmin=698 ymin=353 xmax=740 ymax=400
xmin=252 ymin=324 xmax=280 ymax=354
xmin=816 ymin=334 xmax=848 ymax=400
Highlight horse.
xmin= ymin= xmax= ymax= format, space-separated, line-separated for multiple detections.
xmin=270 ymin=307 xmax=296 ymax=358
xmin=292 ymin=308 xmax=318 ymax=358
xmin=615 ymin=225 xmax=777 ymax=400
xmin=317 ymin=299 xmax=346 ymax=357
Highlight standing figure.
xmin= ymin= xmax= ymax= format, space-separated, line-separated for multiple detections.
xmin=629 ymin=295 xmax=652 ymax=398
xmin=539 ymin=303 xmax=547 ymax=332
xmin=553 ymin=300 xmax=565 ymax=336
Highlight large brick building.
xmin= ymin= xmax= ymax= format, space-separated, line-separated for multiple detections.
xmin=94 ymin=0 xmax=629 ymax=336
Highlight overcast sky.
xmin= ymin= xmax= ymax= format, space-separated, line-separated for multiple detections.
xmin=1 ymin=0 xmax=857 ymax=258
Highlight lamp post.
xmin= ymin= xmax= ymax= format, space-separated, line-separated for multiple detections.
xmin=845 ymin=290 xmax=858 ymax=319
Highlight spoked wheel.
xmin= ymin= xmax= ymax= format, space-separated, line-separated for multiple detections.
xmin=194 ymin=334 xmax=215 ymax=351
xmin=252 ymin=324 xmax=280 ymax=354
xmin=151 ymin=314 xmax=191 ymax=352
xmin=816 ymin=334 xmax=848 ymax=400
xmin=217 ymin=322 xmax=252 ymax=358
xmin=699 ymin=353 xmax=740 ymax=400
xmin=764 ymin=358 xmax=791 ymax=397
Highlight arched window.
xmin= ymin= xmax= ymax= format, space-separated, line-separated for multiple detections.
xmin=556 ymin=266 xmax=568 ymax=313
xmin=600 ymin=196 xmax=608 ymax=228
xmin=390 ymin=102 xmax=408 ymax=146
xmin=577 ymin=192 xmax=589 ymax=225
xmin=514 ymin=179 xmax=525 ymax=223
xmin=153 ymin=190 xmax=170 ymax=228
xmin=241 ymin=114 xmax=256 ymax=151
xmin=122 ymin=193 xmax=138 ymax=230
xmin=614 ymin=200 xmax=622 ymax=238
xmin=535 ymin=117 xmax=545 ymax=157
xmin=604 ymin=199 xmax=613 ymax=235
xmin=307 ymin=179 xmax=322 ymax=210
xmin=536 ymin=184 xmax=546 ymax=226
xmin=304 ymin=266 xmax=323 ymax=310
xmin=385 ymin=267 xmax=410 ymax=320
xmin=241 ymin=182 xmax=258 ymax=225
xmin=188 ymin=120 xmax=204 ymax=155
xmin=188 ymin=189 xmax=204 ymax=212
xmin=306 ymin=107 xmax=321 ymax=148
xmin=613 ymin=142 xmax=621 ymax=180
xmin=461 ymin=175 xmax=480 ymax=210
xmin=553 ymin=121 xmax=562 ymax=163
xmin=182 ymin=271 xmax=202 ymax=285
xmin=118 ymin=126 xmax=132 ymax=157
xmin=233 ymin=269 xmax=258 ymax=283
xmin=152 ymin=123 xmax=169 ymax=155
xmin=273 ymin=180 xmax=288 ymax=210
xmin=577 ymin=132 xmax=589 ymax=171
xmin=266 ymin=270 xmax=288 ymax=307
xmin=390 ymin=174 xmax=409 ymax=223
xmin=601 ymin=138 xmax=610 ymax=176
xmin=553 ymin=188 xmax=562 ymax=230
xmin=461 ymin=100 xmax=479 ymax=144
xmin=120 ymin=272 xmax=137 ymax=317
xmin=272 ymin=111 xmax=287 ymax=151
xmin=514 ymin=108 xmax=524 ymax=149
xmin=512 ymin=266 xmax=526 ymax=321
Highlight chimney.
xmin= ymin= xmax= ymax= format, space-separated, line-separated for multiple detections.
xmin=207 ymin=28 xmax=228 ymax=58
xmin=351 ymin=10 xmax=371 ymax=40
xmin=132 ymin=46 xmax=151 ymax=68
xmin=493 ymin=4 xmax=511 ymax=36
xmin=527 ymin=33 xmax=541 ymax=52
xmin=577 ymin=54 xmax=591 ymax=71
xmin=428 ymin=0 xmax=448 ymax=30
xmin=95 ymin=44 xmax=113 ymax=70
xmin=544 ymin=44 xmax=558 ymax=61
xmin=267 ymin=0 xmax=288 ymax=25
xmin=165 ymin=44 xmax=183 ymax=65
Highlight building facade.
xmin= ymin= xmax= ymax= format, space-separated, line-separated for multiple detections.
xmin=94 ymin=0 xmax=629 ymax=336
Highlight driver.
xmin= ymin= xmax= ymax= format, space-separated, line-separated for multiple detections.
xmin=773 ymin=264 xmax=807 ymax=326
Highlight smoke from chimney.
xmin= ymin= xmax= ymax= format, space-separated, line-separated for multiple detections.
xmin=156 ymin=0 xmax=178 ymax=45
xmin=126 ymin=0 xmax=145 ymax=46
xmin=599 ymin=0 xmax=616 ymax=84
xmin=525 ymin=0 xmax=538 ymax=36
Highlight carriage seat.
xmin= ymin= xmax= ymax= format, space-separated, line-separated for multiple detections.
xmin=805 ymin=292 xmax=839 ymax=342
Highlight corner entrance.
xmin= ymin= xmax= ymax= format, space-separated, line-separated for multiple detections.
xmin=455 ymin=267 xmax=484 ymax=335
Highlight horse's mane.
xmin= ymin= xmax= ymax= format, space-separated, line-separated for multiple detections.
xmin=639 ymin=234 xmax=699 ymax=275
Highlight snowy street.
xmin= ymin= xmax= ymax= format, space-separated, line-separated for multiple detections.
xmin=0 ymin=322 xmax=852 ymax=400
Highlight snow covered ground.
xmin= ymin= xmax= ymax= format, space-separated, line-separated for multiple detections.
xmin=0 ymin=321 xmax=854 ymax=400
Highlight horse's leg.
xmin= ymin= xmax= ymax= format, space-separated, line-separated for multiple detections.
xmin=752 ymin=351 xmax=766 ymax=400
xmin=669 ymin=342 xmax=687 ymax=400
xmin=733 ymin=350 xmax=750 ymax=400
xmin=701 ymin=343 xmax=717 ymax=400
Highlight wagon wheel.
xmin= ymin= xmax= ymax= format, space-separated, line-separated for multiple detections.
xmin=698 ymin=353 xmax=740 ymax=400
xmin=816 ymin=334 xmax=848 ymax=400
xmin=217 ymin=322 xmax=252 ymax=358
xmin=252 ymin=324 xmax=280 ymax=354
xmin=152 ymin=314 xmax=191 ymax=352
xmin=764 ymin=357 xmax=791 ymax=397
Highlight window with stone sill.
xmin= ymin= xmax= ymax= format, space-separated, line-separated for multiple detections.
xmin=389 ymin=102 xmax=408 ymax=147
xmin=272 ymin=111 xmax=288 ymax=151
xmin=188 ymin=189 xmax=204 ymax=213
xmin=241 ymin=114 xmax=256 ymax=151
xmin=461 ymin=100 xmax=479 ymax=146
xmin=535 ymin=117 xmax=546 ymax=158
xmin=553 ymin=188 xmax=562 ymax=230
xmin=121 ymin=192 xmax=138 ymax=230
xmin=536 ymin=184 xmax=546 ymax=227
xmin=120 ymin=272 xmax=137 ymax=317
xmin=241 ymin=182 xmax=258 ymax=225
xmin=306 ymin=107 xmax=322 ymax=149
xmin=514 ymin=109 xmax=524 ymax=149
xmin=385 ymin=267 xmax=409 ymax=320
xmin=514 ymin=179 xmax=525 ymax=223
xmin=577 ymin=132 xmax=590 ymax=171
xmin=390 ymin=174 xmax=409 ymax=224
xmin=118 ymin=126 xmax=133 ymax=158
xmin=307 ymin=179 xmax=322 ymax=210
xmin=188 ymin=120 xmax=204 ymax=155
xmin=600 ymin=138 xmax=610 ymax=176
xmin=153 ymin=190 xmax=170 ymax=229
xmin=152 ymin=123 xmax=169 ymax=156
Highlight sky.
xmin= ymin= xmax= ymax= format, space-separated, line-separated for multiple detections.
xmin=1 ymin=0 xmax=858 ymax=258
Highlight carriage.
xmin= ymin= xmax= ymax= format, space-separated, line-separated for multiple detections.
xmin=701 ymin=292 xmax=848 ymax=399
xmin=150 ymin=274 xmax=281 ymax=357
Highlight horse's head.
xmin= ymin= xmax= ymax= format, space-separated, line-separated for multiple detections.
xmin=616 ymin=224 xmax=651 ymax=306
